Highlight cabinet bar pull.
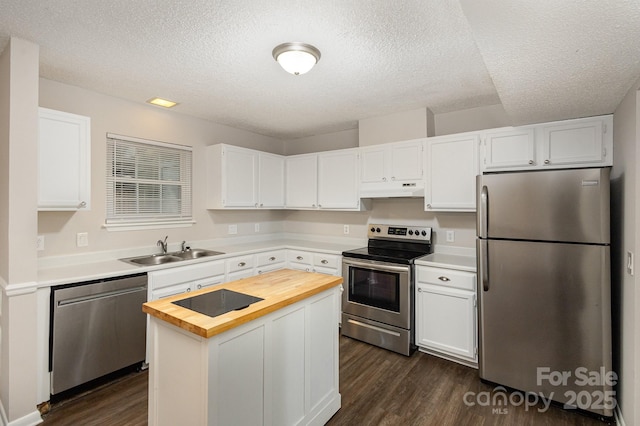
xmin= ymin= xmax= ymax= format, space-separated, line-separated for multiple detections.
xmin=238 ymin=262 xmax=246 ymax=267
xmin=296 ymin=256 xmax=304 ymax=260
xmin=269 ymin=256 xmax=276 ymax=261
xmin=321 ymin=259 xmax=328 ymax=264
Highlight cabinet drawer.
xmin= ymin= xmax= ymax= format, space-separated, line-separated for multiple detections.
xmin=226 ymin=255 xmax=255 ymax=273
xmin=417 ymin=266 xmax=476 ymax=291
xmin=150 ymin=260 xmax=225 ymax=290
xmin=256 ymin=250 xmax=287 ymax=267
xmin=287 ymin=250 xmax=313 ymax=266
xmin=313 ymin=253 xmax=340 ymax=269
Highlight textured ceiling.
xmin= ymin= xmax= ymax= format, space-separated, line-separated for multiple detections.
xmin=0 ymin=1 xmax=639 ymax=139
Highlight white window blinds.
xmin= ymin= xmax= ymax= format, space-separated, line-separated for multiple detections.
xmin=106 ymin=133 xmax=192 ymax=226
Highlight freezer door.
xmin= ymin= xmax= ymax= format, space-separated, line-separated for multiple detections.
xmin=477 ymin=239 xmax=613 ymax=416
xmin=477 ymin=168 xmax=610 ymax=243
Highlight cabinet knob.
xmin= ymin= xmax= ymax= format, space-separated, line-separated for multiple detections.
xmin=255 ymin=203 xmax=258 ymax=207
xmin=79 ymin=201 xmax=87 ymax=208
xmin=186 ymin=288 xmax=191 ymax=292
xmin=544 ymin=159 xmax=550 ymax=164
xmin=418 ymin=287 xmax=423 ymax=292
xmin=426 ymin=204 xmax=432 ymax=209
xmin=528 ymin=160 xmax=534 ymax=165
xmin=269 ymin=256 xmax=276 ymax=261
xmin=260 ymin=203 xmax=263 ymax=207
xmin=258 ymin=270 xmax=263 ymax=274
xmin=197 ymin=284 xmax=202 ymax=289
xmin=438 ymin=276 xmax=451 ymax=282
xmin=312 ymin=204 xmax=316 ymax=207
xmin=391 ymin=176 xmax=396 ymax=181
xmin=318 ymin=204 xmax=322 ymax=208
xmin=321 ymin=259 xmax=328 ymax=264
xmin=296 ymin=256 xmax=304 ymax=260
xmin=382 ymin=177 xmax=387 ymax=182
xmin=238 ymin=261 xmax=246 ymax=267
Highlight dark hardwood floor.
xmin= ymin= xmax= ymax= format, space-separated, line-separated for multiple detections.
xmin=42 ymin=336 xmax=612 ymax=425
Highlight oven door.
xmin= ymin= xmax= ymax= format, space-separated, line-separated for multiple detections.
xmin=342 ymin=257 xmax=411 ymax=329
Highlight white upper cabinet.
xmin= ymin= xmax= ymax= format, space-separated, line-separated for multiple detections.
xmin=480 ymin=115 xmax=612 ymax=172
xmin=286 ymin=149 xmax=365 ymax=210
xmin=425 ymin=133 xmax=479 ymax=212
xmin=482 ymin=128 xmax=536 ymax=170
xmin=285 ymin=153 xmax=318 ymax=209
xmin=318 ymin=148 xmax=361 ymax=210
xmin=541 ymin=118 xmax=607 ymax=166
xmin=360 ymin=139 xmax=424 ymax=184
xmin=206 ymin=144 xmax=284 ymax=209
xmin=258 ymin=152 xmax=285 ymax=208
xmin=38 ymin=107 xmax=91 ymax=211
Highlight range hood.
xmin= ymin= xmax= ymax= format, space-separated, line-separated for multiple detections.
xmin=359 ymin=182 xmax=425 ymax=198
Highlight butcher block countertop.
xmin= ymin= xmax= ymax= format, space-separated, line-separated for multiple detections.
xmin=142 ymin=268 xmax=342 ymax=339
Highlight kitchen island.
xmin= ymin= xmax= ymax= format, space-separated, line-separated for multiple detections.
xmin=143 ymin=268 xmax=343 ymax=426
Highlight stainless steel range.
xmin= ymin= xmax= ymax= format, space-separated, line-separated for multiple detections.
xmin=341 ymin=224 xmax=432 ymax=356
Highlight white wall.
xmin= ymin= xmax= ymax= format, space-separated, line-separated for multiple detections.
xmin=38 ymin=79 xmax=287 ymax=257
xmin=434 ymin=104 xmax=510 ymax=136
xmin=358 ymin=108 xmax=434 ymax=146
xmin=284 ymin=128 xmax=358 ymax=155
xmin=612 ymin=78 xmax=640 ymax=425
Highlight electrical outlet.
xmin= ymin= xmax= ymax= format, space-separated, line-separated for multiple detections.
xmin=446 ymin=230 xmax=455 ymax=243
xmin=36 ymin=235 xmax=45 ymax=251
xmin=228 ymin=224 xmax=238 ymax=235
xmin=343 ymin=225 xmax=350 ymax=234
xmin=76 ymin=232 xmax=88 ymax=247
xmin=627 ymin=251 xmax=634 ymax=276
xmin=255 ymin=223 xmax=260 ymax=233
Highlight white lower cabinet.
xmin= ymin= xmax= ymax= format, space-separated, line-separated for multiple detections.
xmin=415 ymin=265 xmax=478 ymax=367
xmin=287 ymin=250 xmax=341 ymax=276
xmin=147 ymin=286 xmax=341 ymax=426
xmin=256 ymin=249 xmax=286 ymax=274
xmin=225 ymin=254 xmax=255 ymax=281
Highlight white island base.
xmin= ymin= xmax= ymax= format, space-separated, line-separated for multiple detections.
xmin=147 ymin=285 xmax=341 ymax=426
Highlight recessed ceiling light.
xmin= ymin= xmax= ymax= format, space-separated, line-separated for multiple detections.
xmin=147 ymin=97 xmax=178 ymax=108
xmin=272 ymin=42 xmax=321 ymax=75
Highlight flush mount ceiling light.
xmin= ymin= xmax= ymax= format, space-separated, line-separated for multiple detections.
xmin=147 ymin=97 xmax=178 ymax=108
xmin=272 ymin=42 xmax=321 ymax=75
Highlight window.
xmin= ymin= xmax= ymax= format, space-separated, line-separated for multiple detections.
xmin=106 ymin=133 xmax=193 ymax=230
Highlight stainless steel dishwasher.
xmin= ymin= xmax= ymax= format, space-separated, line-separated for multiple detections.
xmin=50 ymin=273 xmax=147 ymax=395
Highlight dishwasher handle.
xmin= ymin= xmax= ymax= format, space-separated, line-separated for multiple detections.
xmin=57 ymin=286 xmax=147 ymax=307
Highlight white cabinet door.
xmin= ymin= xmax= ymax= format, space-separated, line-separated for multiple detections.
xmin=360 ymin=146 xmax=386 ymax=183
xmin=222 ymin=145 xmax=257 ymax=207
xmin=360 ymin=139 xmax=424 ymax=184
xmin=38 ymin=107 xmax=91 ymax=211
xmin=258 ymin=152 xmax=285 ymax=208
xmin=285 ymin=154 xmax=318 ymax=208
xmin=415 ymin=266 xmax=477 ymax=366
xmin=318 ymin=149 xmax=360 ymax=209
xmin=390 ymin=140 xmax=423 ymax=182
xmin=541 ymin=118 xmax=606 ymax=166
xmin=425 ymin=134 xmax=479 ymax=212
xmin=482 ymin=128 xmax=536 ymax=171
xmin=416 ymin=283 xmax=476 ymax=362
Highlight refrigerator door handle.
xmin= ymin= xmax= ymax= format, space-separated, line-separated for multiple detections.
xmin=479 ymin=239 xmax=489 ymax=291
xmin=478 ymin=184 xmax=488 ymax=238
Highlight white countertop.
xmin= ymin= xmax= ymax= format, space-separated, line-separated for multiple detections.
xmin=415 ymin=253 xmax=477 ymax=272
xmin=37 ymin=236 xmax=364 ymax=287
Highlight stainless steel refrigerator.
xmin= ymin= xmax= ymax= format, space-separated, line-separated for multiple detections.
xmin=476 ymin=167 xmax=613 ymax=417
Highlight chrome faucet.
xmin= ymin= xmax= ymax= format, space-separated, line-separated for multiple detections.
xmin=181 ymin=240 xmax=187 ymax=252
xmin=157 ymin=236 xmax=168 ymax=254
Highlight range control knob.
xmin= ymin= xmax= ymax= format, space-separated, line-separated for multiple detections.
xmin=370 ymin=227 xmax=376 ymax=233
xmin=422 ymin=230 xmax=427 ymax=236
xmin=376 ymin=227 xmax=381 ymax=233
xmin=408 ymin=230 xmax=414 ymax=235
xmin=414 ymin=230 xmax=420 ymax=235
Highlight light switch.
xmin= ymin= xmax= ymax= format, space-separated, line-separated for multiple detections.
xmin=37 ymin=235 xmax=45 ymax=251
xmin=228 ymin=224 xmax=238 ymax=235
xmin=446 ymin=230 xmax=455 ymax=243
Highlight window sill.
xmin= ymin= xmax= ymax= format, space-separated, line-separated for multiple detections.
xmin=103 ymin=220 xmax=196 ymax=232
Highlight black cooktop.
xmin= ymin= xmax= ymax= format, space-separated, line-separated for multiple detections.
xmin=172 ymin=289 xmax=263 ymax=318
xmin=341 ymin=246 xmax=429 ymax=264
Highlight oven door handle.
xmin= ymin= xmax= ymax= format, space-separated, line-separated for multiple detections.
xmin=343 ymin=259 xmax=409 ymax=273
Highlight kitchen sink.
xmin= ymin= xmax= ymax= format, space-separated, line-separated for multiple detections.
xmin=120 ymin=249 xmax=224 ymax=266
